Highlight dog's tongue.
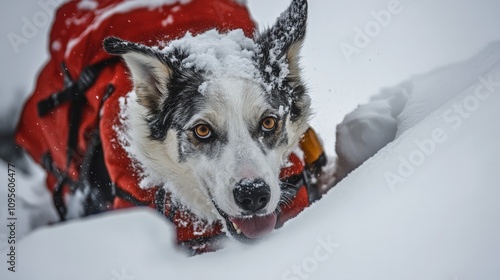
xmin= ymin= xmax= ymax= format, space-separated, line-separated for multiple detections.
xmin=229 ymin=214 xmax=277 ymax=239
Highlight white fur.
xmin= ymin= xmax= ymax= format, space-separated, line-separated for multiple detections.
xmin=121 ymin=77 xmax=309 ymax=221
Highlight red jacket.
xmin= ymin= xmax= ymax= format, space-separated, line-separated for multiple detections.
xmin=17 ymin=0 xmax=320 ymax=254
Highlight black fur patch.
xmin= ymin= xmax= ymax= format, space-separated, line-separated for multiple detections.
xmin=104 ymin=37 xmax=208 ymax=141
xmin=147 ymin=49 xmax=206 ymax=141
xmin=255 ymin=0 xmax=309 ymax=123
xmin=251 ymin=114 xmax=288 ymax=153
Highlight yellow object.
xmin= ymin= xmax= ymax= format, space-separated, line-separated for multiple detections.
xmin=299 ymin=127 xmax=325 ymax=167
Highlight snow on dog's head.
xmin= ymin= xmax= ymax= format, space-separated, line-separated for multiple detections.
xmin=104 ymin=0 xmax=310 ymax=240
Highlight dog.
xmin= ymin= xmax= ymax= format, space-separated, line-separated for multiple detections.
xmin=17 ymin=0 xmax=332 ymax=253
xmin=103 ymin=0 xmax=311 ymax=235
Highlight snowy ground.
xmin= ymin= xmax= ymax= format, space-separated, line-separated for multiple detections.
xmin=1 ymin=0 xmax=500 ymax=279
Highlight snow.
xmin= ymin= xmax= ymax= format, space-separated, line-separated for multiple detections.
xmin=0 ymin=162 xmax=58 ymax=248
xmin=162 ymin=29 xmax=260 ymax=82
xmin=114 ymin=93 xmax=149 ymax=187
xmin=114 ymin=92 xmax=156 ymax=189
xmin=335 ymin=86 xmax=409 ymax=177
xmin=161 ymin=14 xmax=174 ymax=27
xmin=1 ymin=0 xmax=500 ymax=279
xmin=395 ymin=41 xmax=500 ymax=137
xmin=76 ymin=0 xmax=98 ymax=11
xmin=335 ymin=41 xmax=500 ymax=180
xmin=198 ymin=81 xmax=208 ymax=95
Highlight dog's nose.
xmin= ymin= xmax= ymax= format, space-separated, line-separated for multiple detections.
xmin=233 ymin=179 xmax=271 ymax=214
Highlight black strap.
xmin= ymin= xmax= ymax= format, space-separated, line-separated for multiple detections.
xmin=76 ymin=83 xmax=116 ymax=190
xmin=155 ymin=188 xmax=167 ymax=215
xmin=66 ymin=97 xmax=84 ymax=167
xmin=303 ymin=152 xmax=327 ymax=203
xmin=279 ymin=173 xmax=305 ymax=201
xmin=38 ymin=58 xmax=118 ymax=221
xmin=41 ymin=153 xmax=75 ymax=221
xmin=37 ymin=59 xmax=118 ymax=117
xmin=114 ymin=186 xmax=151 ymax=207
xmin=53 ymin=176 xmax=70 ymax=221
xmin=166 ymin=198 xmax=178 ymax=223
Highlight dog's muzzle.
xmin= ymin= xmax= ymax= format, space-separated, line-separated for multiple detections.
xmin=226 ymin=179 xmax=276 ymax=239
xmin=211 ymin=178 xmax=278 ymax=241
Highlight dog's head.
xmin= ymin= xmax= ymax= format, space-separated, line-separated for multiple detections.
xmin=104 ymin=0 xmax=310 ymax=240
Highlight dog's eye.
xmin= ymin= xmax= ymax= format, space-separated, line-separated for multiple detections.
xmin=261 ymin=116 xmax=277 ymax=132
xmin=194 ymin=124 xmax=212 ymax=139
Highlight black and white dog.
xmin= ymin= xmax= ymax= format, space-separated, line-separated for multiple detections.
xmin=103 ymin=0 xmax=314 ymax=239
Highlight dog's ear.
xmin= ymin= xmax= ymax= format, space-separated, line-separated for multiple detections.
xmin=256 ymin=0 xmax=307 ymax=83
xmin=256 ymin=0 xmax=310 ymax=122
xmin=103 ymin=37 xmax=173 ymax=109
